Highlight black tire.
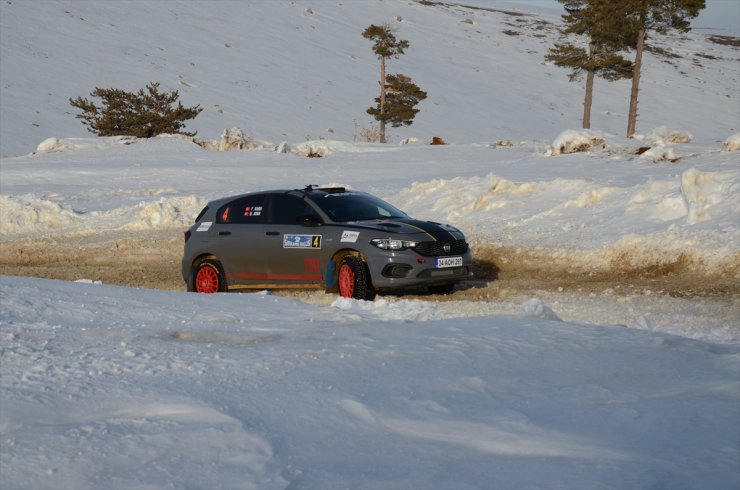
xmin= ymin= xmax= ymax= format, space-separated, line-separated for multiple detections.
xmin=188 ymin=258 xmax=227 ymax=293
xmin=428 ymin=283 xmax=455 ymax=295
xmin=337 ymin=256 xmax=375 ymax=301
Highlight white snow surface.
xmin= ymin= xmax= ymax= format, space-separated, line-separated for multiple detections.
xmin=2 ymin=277 xmax=739 ymax=489
xmin=1 ymin=1 xmax=739 ymax=488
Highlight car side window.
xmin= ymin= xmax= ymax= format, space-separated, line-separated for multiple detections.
xmin=267 ymin=194 xmax=320 ymax=225
xmin=216 ymin=195 xmax=265 ymax=224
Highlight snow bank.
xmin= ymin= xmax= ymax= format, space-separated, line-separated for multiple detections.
xmin=332 ymin=296 xmax=440 ymax=321
xmin=34 ymin=136 xmax=138 ymax=154
xmin=639 ymin=143 xmax=679 ymax=162
xmin=723 ymin=133 xmax=740 ymax=152
xmin=194 ymin=127 xmax=273 ymax=151
xmin=520 ymin=298 xmax=562 ymax=321
xmin=32 ymin=134 xmax=211 ymax=156
xmin=0 ymin=194 xmax=205 ymax=238
xmin=0 ymin=194 xmax=81 ymax=236
xmin=631 ymin=126 xmax=698 ymax=162
xmin=124 ymin=196 xmax=207 ymax=230
xmin=289 ymin=140 xmax=398 ymax=157
xmin=547 ymin=127 xmax=694 ymax=159
xmin=639 ymin=126 xmax=693 ymax=145
xmin=392 ymin=167 xmax=739 ymax=276
xmin=681 ymin=168 xmax=738 ymax=225
xmin=546 ymin=129 xmax=606 ymax=156
xmin=395 ymin=168 xmax=738 ymax=231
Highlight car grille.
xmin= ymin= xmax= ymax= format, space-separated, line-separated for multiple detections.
xmin=412 ymin=239 xmax=468 ymax=257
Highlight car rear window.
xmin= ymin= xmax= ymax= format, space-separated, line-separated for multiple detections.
xmin=217 ymin=195 xmax=265 ymax=224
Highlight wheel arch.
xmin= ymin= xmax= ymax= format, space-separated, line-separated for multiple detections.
xmin=191 ymin=252 xmax=219 ymax=269
xmin=187 ymin=254 xmax=227 ymax=293
xmin=325 ymin=248 xmax=366 ymax=293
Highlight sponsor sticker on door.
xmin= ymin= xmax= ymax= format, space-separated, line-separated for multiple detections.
xmin=283 ymin=234 xmax=322 ymax=249
xmin=340 ymin=230 xmax=360 ymax=243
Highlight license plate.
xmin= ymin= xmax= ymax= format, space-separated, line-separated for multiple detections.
xmin=435 ymin=256 xmax=462 ymax=268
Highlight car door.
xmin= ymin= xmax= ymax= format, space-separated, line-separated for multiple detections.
xmin=263 ymin=193 xmax=324 ymax=284
xmin=212 ymin=194 xmax=270 ymax=285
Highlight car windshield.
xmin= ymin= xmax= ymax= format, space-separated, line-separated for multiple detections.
xmin=314 ymin=193 xmax=408 ymax=222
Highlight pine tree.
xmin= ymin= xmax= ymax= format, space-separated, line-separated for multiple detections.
xmin=619 ymin=0 xmax=705 ymax=137
xmin=362 ymin=24 xmax=410 ymax=143
xmin=69 ymin=82 xmax=202 ymax=138
xmin=546 ymin=0 xmax=633 ymax=129
xmin=367 ymin=74 xmax=427 ymax=129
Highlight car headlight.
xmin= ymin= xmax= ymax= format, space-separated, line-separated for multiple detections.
xmin=370 ymin=238 xmax=419 ymax=251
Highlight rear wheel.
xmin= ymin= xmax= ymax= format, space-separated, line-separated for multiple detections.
xmin=189 ymin=258 xmax=227 ymax=293
xmin=338 ymin=256 xmax=375 ymax=301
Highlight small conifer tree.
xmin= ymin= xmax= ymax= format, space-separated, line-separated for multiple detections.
xmin=367 ymin=74 xmax=427 ymax=130
xmin=69 ymin=82 xmax=202 ymax=138
xmin=619 ymin=0 xmax=705 ymax=137
xmin=546 ymin=0 xmax=633 ymax=129
xmin=362 ymin=23 xmax=413 ymax=143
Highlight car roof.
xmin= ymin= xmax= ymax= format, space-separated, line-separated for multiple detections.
xmin=206 ymin=186 xmax=364 ymax=206
xmin=301 ymin=186 xmax=363 ymax=198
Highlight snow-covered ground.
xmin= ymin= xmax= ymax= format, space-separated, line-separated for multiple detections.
xmin=1 ymin=1 xmax=739 ymax=488
xmin=2 ymin=276 xmax=739 ymax=489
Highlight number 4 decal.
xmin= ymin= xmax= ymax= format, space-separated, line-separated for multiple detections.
xmin=283 ymin=234 xmax=322 ymax=249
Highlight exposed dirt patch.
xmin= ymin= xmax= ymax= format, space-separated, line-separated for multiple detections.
xmin=0 ymin=231 xmax=185 ymax=291
xmin=708 ymin=35 xmax=740 ymax=47
xmin=1 ymin=233 xmax=738 ymax=299
xmin=469 ymin=246 xmax=739 ymax=299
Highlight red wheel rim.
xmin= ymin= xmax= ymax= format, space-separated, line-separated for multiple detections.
xmin=195 ymin=265 xmax=220 ymax=293
xmin=338 ymin=263 xmax=354 ymax=298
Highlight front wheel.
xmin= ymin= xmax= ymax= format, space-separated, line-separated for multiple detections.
xmin=189 ymin=258 xmax=227 ymax=293
xmin=338 ymin=256 xmax=375 ymax=301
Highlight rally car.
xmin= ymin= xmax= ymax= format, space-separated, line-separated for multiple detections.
xmin=182 ymin=186 xmax=473 ymax=300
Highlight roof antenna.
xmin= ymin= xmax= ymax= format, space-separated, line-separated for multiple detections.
xmin=304 ymin=184 xmax=318 ymax=192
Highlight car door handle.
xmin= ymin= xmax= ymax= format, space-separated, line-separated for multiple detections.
xmin=266 ymin=231 xmax=280 ymax=236
xmin=219 ymin=231 xmax=232 ymax=236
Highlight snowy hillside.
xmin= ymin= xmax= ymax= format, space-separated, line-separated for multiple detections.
xmin=1 ymin=1 xmax=739 ymax=489
xmin=1 ymin=0 xmax=738 ymax=157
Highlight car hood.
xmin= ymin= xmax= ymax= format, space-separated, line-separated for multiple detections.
xmin=344 ymin=218 xmax=465 ymax=241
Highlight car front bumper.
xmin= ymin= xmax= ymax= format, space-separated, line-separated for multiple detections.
xmin=365 ymin=248 xmax=474 ymax=290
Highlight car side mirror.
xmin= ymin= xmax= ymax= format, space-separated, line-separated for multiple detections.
xmin=298 ymin=215 xmax=322 ymax=227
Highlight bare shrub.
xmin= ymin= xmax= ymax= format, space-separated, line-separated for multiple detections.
xmin=352 ymin=120 xmax=381 ymax=143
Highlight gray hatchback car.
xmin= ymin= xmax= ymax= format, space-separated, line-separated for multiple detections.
xmin=182 ymin=186 xmax=473 ymax=300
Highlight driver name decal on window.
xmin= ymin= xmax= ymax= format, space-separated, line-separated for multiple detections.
xmin=243 ymin=205 xmax=262 ymax=217
xmin=283 ymin=234 xmax=322 ymax=249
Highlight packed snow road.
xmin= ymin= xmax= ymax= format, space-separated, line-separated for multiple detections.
xmin=1 ymin=230 xmax=737 ymax=297
xmin=1 ymin=136 xmax=738 ymax=342
xmin=1 ymin=230 xmax=737 ymax=343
